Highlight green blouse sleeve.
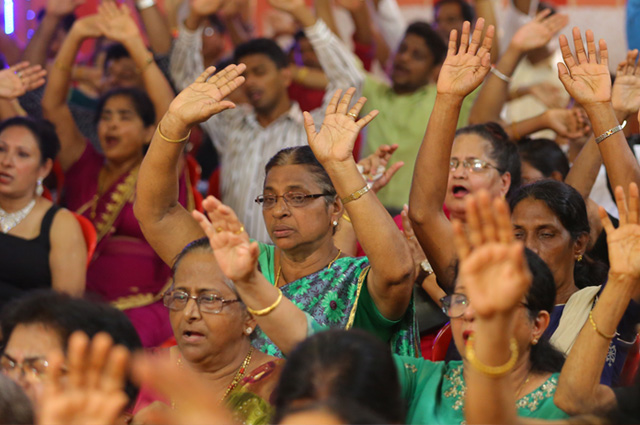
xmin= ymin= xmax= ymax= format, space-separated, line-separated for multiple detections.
xmin=256 ymin=242 xmax=275 ymax=284
xmin=353 ymin=281 xmax=402 ymax=343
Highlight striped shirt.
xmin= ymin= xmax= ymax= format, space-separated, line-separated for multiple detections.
xmin=170 ymin=19 xmax=363 ymax=242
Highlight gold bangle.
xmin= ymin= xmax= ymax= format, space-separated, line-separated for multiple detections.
xmin=341 ymin=184 xmax=370 ymax=205
xmin=54 ymin=61 xmax=72 ymax=73
xmin=246 ymin=288 xmax=283 ymax=317
xmin=465 ymin=334 xmax=518 ymax=377
xmin=588 ymin=310 xmax=618 ymax=340
xmin=341 ymin=213 xmax=351 ymax=223
xmin=157 ymin=123 xmax=191 ymax=143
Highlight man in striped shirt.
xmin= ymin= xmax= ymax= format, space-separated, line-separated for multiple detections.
xmin=170 ymin=0 xmax=363 ymax=243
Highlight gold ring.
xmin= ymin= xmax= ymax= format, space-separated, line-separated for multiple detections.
xmin=216 ymin=227 xmax=223 ymax=233
xmin=234 ymin=225 xmax=245 ymax=235
xmin=16 ymin=71 xmax=22 ymax=79
xmin=406 ymin=235 xmax=415 ymax=240
xmin=347 ymin=112 xmax=358 ymax=120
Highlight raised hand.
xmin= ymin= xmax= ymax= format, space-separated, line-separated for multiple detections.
xmin=192 ymin=196 xmax=260 ymax=283
xmin=600 ymin=183 xmax=640 ymax=280
xmin=510 ymin=9 xmax=568 ymax=54
xmin=452 ymin=192 xmax=531 ymax=318
xmin=526 ymin=81 xmax=568 ymax=109
xmin=70 ymin=14 xmax=104 ymax=39
xmin=356 ymin=144 xmax=404 ymax=193
xmin=544 ymin=108 xmax=590 ymax=139
xmin=96 ymin=1 xmax=141 ymax=45
xmin=303 ymin=88 xmax=378 ymax=165
xmin=39 ymin=332 xmax=129 ymax=425
xmin=268 ymin=0 xmax=305 ymax=13
xmin=558 ymin=28 xmax=611 ymax=107
xmin=437 ymin=18 xmax=494 ymax=98
xmin=165 ymin=65 xmax=246 ymax=129
xmin=46 ymin=0 xmax=86 ymax=17
xmin=611 ymin=50 xmax=640 ymax=120
xmin=0 ymin=62 xmax=46 ymax=99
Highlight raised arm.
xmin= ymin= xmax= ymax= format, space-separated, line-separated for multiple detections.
xmin=304 ymin=88 xmax=414 ymax=320
xmin=21 ymin=0 xmax=85 ymax=67
xmin=408 ymin=20 xmax=493 ymax=288
xmin=134 ymin=64 xmax=246 ymax=266
xmin=134 ymin=1 xmax=173 ymax=55
xmin=42 ymin=15 xmax=102 ymax=171
xmin=555 ymin=183 xmax=640 ymax=415
xmin=97 ymin=1 xmax=174 ymax=124
xmin=468 ymin=10 xmax=567 ymax=125
xmin=558 ymin=28 xmax=640 ymax=196
xmin=0 ymin=63 xmax=46 ymax=100
xmin=504 ymin=108 xmax=589 ymax=141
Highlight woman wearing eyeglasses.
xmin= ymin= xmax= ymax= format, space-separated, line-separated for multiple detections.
xmin=408 ymin=20 xmax=521 ymax=291
xmin=134 ymin=65 xmax=418 ymax=357
xmin=132 ymin=238 xmax=283 ymax=425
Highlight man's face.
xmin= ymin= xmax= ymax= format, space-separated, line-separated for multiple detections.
xmin=391 ymin=34 xmax=435 ymax=94
xmin=240 ymin=53 xmax=290 ymax=115
xmin=435 ymin=2 xmax=465 ymax=42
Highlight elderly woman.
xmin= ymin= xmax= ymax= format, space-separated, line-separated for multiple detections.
xmin=0 ymin=117 xmax=85 ymax=311
xmin=132 ymin=238 xmax=283 ymax=424
xmin=134 ymin=65 xmax=418 ymax=356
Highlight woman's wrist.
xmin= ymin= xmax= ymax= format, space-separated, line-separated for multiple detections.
xmin=160 ymin=113 xmax=192 ymax=140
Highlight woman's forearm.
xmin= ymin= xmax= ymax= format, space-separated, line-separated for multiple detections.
xmin=42 ymin=29 xmax=83 ymax=112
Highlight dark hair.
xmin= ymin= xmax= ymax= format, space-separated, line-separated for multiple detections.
xmin=206 ymin=14 xmax=226 ymax=34
xmin=456 ymin=122 xmax=522 ymax=197
xmin=265 ymin=146 xmax=337 ymax=204
xmin=276 ymin=399 xmax=390 ymax=424
xmin=0 ymin=117 xmax=60 ymax=164
xmin=0 ymin=291 xmax=142 ymax=404
xmin=517 ymin=137 xmax=570 ymax=180
xmin=234 ymin=38 xmax=288 ymax=69
xmin=404 ymin=21 xmax=448 ymax=66
xmin=0 ymin=374 xmax=33 ymax=424
xmin=103 ymin=43 xmax=131 ymax=71
xmin=509 ymin=180 xmax=608 ymax=288
xmin=434 ymin=0 xmax=476 ymax=24
xmin=95 ymin=87 xmax=156 ymax=128
xmin=521 ymin=248 xmax=566 ymax=373
xmin=273 ymin=329 xmax=405 ymax=424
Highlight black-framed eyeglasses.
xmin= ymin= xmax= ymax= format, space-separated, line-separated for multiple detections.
xmin=450 ymin=158 xmax=502 ymax=173
xmin=163 ymin=290 xmax=240 ymax=314
xmin=0 ymin=353 xmax=51 ymax=380
xmin=254 ymin=192 xmax=332 ymax=209
xmin=440 ymin=293 xmax=530 ymax=318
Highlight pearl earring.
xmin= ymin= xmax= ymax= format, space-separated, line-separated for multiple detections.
xmin=532 ymin=338 xmax=539 ymax=345
xmin=36 ymin=178 xmax=43 ymax=197
xmin=246 ymin=327 xmax=252 ymax=334
xmin=332 ymin=220 xmax=338 ymax=226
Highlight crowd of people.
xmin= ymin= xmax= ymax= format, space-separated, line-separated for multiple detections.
xmin=0 ymin=0 xmax=639 ymax=423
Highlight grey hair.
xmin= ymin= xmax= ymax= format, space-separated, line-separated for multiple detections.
xmin=0 ymin=375 xmax=34 ymax=424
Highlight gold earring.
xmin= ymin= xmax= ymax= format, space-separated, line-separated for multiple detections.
xmin=576 ymin=255 xmax=583 ymax=262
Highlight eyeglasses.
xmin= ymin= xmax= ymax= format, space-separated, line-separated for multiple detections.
xmin=254 ymin=192 xmax=332 ymax=209
xmin=450 ymin=158 xmax=501 ymax=173
xmin=440 ymin=293 xmax=530 ymax=318
xmin=163 ymin=290 xmax=240 ymax=314
xmin=0 ymin=353 xmax=51 ymax=380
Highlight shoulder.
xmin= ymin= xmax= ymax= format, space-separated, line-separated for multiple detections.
xmin=50 ymin=208 xmax=85 ymax=246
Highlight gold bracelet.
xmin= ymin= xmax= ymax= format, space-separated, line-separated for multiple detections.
xmin=246 ymin=288 xmax=283 ymax=317
xmin=341 ymin=184 xmax=370 ymax=205
xmin=341 ymin=213 xmax=351 ymax=223
xmin=157 ymin=123 xmax=191 ymax=143
xmin=54 ymin=61 xmax=72 ymax=73
xmin=588 ymin=310 xmax=618 ymax=340
xmin=465 ymin=334 xmax=518 ymax=377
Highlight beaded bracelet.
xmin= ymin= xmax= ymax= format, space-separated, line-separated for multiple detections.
xmin=247 ymin=288 xmax=283 ymax=317
xmin=465 ymin=334 xmax=519 ymax=377
xmin=588 ymin=310 xmax=619 ymax=340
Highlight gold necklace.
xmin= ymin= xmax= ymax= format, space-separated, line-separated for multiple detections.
xmin=515 ymin=372 xmax=531 ymax=399
xmin=275 ymin=249 xmax=342 ymax=287
xmin=173 ymin=346 xmax=254 ymax=408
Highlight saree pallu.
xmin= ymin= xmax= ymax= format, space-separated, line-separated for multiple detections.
xmin=252 ymin=243 xmax=420 ymax=357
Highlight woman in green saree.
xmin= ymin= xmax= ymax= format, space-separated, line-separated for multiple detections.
xmin=135 ymin=65 xmax=419 ymax=356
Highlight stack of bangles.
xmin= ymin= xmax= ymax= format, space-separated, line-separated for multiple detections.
xmin=246 ymin=288 xmax=283 ymax=317
xmin=465 ymin=334 xmax=519 ymax=377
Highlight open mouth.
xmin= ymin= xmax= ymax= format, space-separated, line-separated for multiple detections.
xmin=182 ymin=330 xmax=205 ymax=342
xmin=452 ymin=185 xmax=469 ymax=198
xmin=0 ymin=172 xmax=13 ymax=183
xmin=462 ymin=330 xmax=473 ymax=343
xmin=104 ymin=136 xmax=119 ymax=148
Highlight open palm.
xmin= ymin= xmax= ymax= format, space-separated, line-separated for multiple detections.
xmin=97 ymin=1 xmax=140 ymax=44
xmin=193 ymin=196 xmax=259 ymax=283
xmin=612 ymin=50 xmax=640 ymax=118
xmin=558 ymin=28 xmax=611 ymax=106
xmin=0 ymin=63 xmax=46 ymax=100
xmin=304 ymin=88 xmax=378 ymax=165
xmin=437 ymin=18 xmax=494 ymax=97
xmin=168 ymin=65 xmax=246 ymax=129
xmin=511 ymin=9 xmax=568 ymax=53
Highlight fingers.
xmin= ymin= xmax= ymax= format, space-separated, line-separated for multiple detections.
xmin=452 ymin=219 xmax=471 ymax=260
xmin=477 ymin=191 xmax=498 ymax=243
xmin=458 ymin=21 xmax=471 ymax=54
xmin=599 ymin=205 xmax=615 ymax=235
xmin=355 ymin=109 xmax=379 ymax=130
xmin=303 ymin=111 xmax=317 ymax=144
xmin=67 ymin=331 xmax=90 ymax=389
xmin=615 ymin=185 xmax=629 ymax=226
xmin=599 ymin=39 xmax=608 ymax=68
xmin=534 ymin=8 xmax=552 ymax=22
xmin=371 ymin=160 xmax=403 ymax=193
xmin=495 ymin=197 xmax=513 ymax=244
xmin=85 ymin=333 xmax=113 ymax=389
xmin=476 ymin=24 xmax=495 ymax=62
xmin=448 ymin=29 xmax=458 ymax=57
xmin=44 ymin=350 xmax=66 ymax=396
xmin=559 ymin=34 xmax=577 ymax=70
xmin=325 ymin=89 xmax=342 ymax=116
xmin=347 ymin=94 xmax=367 ymax=120
xmin=101 ymin=345 xmax=130 ymax=394
xmin=336 ymin=87 xmax=356 ymax=115
xmin=630 ymin=183 xmax=639 ymax=225
xmin=467 ymin=17 xmax=485 ymax=56
xmin=465 ymin=195 xmax=483 ymax=247
xmin=195 ymin=66 xmax=217 ymax=84
xmin=545 ymin=13 xmax=568 ymax=36
xmin=572 ymin=27 xmax=588 ymax=65
xmin=9 ymin=61 xmax=30 ymax=73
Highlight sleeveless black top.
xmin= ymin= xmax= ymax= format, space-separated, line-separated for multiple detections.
xmin=0 ymin=205 xmax=61 ymax=312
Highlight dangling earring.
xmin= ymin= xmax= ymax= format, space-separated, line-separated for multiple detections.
xmin=245 ymin=327 xmax=253 ymax=335
xmin=35 ymin=178 xmax=43 ymax=197
xmin=576 ymin=255 xmax=583 ymax=262
xmin=332 ymin=220 xmax=338 ymax=226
